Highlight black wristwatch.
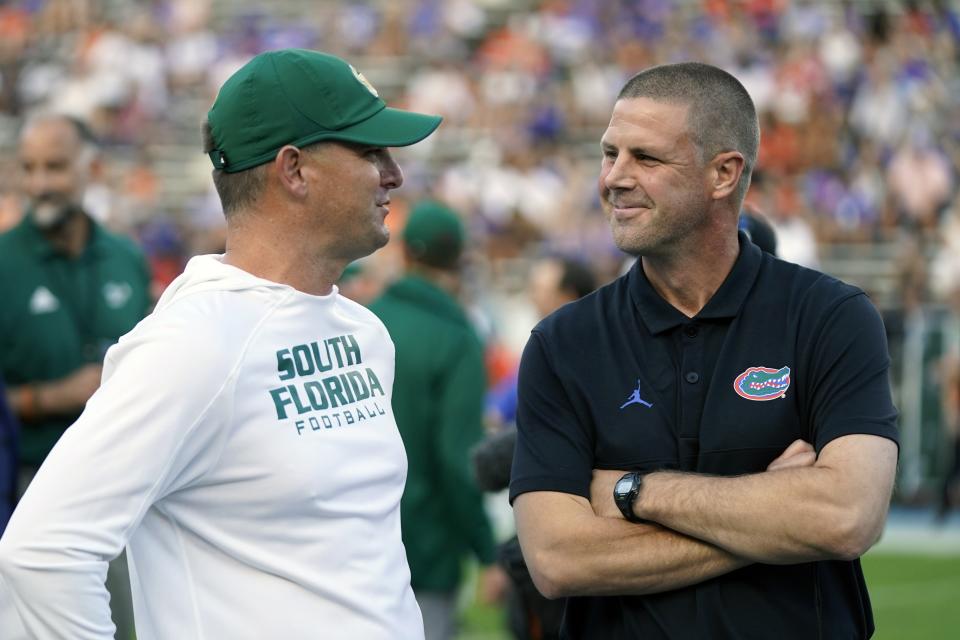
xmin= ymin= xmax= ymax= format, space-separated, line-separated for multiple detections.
xmin=613 ymin=471 xmax=648 ymax=524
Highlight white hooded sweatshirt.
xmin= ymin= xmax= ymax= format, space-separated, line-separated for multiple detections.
xmin=0 ymin=255 xmax=423 ymax=639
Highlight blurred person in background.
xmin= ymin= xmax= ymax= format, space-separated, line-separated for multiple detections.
xmin=738 ymin=208 xmax=778 ymax=257
xmin=369 ymin=200 xmax=506 ymax=640
xmin=0 ymin=115 xmax=151 ymax=488
xmin=938 ymin=281 xmax=960 ymax=522
xmin=887 ymin=127 xmax=954 ymax=235
xmin=0 ymin=113 xmax=151 ymax=639
xmin=487 ymin=255 xmax=598 ymax=432
xmin=511 ymin=62 xmax=899 ymax=639
xmin=481 ymin=254 xmax=597 ymax=640
xmin=0 ymin=377 xmax=24 ymax=640
xmin=931 ymin=206 xmax=960 ymax=522
xmin=528 ymin=255 xmax=599 ymax=323
xmin=939 ymin=351 xmax=960 ymax=522
xmin=751 ymin=175 xmax=819 ymax=268
xmin=0 ymin=49 xmax=441 ymax=639
xmin=0 ymin=377 xmax=16 ymax=535
xmin=338 ymin=257 xmax=388 ymax=306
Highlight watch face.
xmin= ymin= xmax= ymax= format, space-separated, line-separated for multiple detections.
xmin=615 ymin=476 xmax=634 ymax=496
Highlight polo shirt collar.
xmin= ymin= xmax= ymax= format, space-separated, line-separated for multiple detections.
xmin=630 ymin=231 xmax=763 ymax=334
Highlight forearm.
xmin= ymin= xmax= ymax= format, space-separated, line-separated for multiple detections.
xmin=515 ymin=492 xmax=749 ymax=599
xmin=6 ymin=385 xmax=40 ymax=422
xmin=8 ymin=371 xmax=99 ymax=421
xmin=539 ymin=516 xmax=748 ymax=597
xmin=29 ymin=381 xmax=75 ymax=417
xmin=636 ymin=453 xmax=892 ymax=564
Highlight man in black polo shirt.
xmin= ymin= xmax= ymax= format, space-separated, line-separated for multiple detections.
xmin=510 ymin=63 xmax=898 ymax=639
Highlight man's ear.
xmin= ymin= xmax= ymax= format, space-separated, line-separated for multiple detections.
xmin=275 ymin=145 xmax=308 ymax=198
xmin=710 ymin=151 xmax=745 ymax=201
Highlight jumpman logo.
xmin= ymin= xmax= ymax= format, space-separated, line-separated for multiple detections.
xmin=620 ymin=379 xmax=653 ymax=409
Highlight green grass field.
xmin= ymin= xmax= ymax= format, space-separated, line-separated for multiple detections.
xmin=862 ymin=553 xmax=960 ymax=639
xmin=455 ymin=552 xmax=960 ymax=640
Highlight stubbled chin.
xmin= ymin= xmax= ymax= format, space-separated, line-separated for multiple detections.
xmin=611 ymin=226 xmax=650 ymax=256
xmin=372 ymin=227 xmax=390 ymax=251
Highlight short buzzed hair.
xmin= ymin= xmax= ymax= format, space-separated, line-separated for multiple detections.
xmin=618 ymin=63 xmax=760 ymax=205
xmin=201 ymin=118 xmax=267 ymax=216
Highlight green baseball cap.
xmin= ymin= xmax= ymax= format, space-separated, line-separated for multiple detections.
xmin=206 ymin=49 xmax=442 ymax=173
xmin=403 ymin=200 xmax=465 ymax=270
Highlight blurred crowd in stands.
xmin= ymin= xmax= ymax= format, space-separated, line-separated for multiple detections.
xmin=0 ymin=0 xmax=959 ymax=298
xmin=2 ymin=0 xmax=960 ymax=498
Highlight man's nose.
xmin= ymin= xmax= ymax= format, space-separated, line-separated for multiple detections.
xmin=603 ymin=156 xmax=636 ymax=191
xmin=381 ymin=152 xmax=403 ymax=190
xmin=24 ymin=171 xmax=49 ymax=197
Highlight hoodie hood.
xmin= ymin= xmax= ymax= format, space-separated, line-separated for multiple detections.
xmin=155 ymin=254 xmax=289 ymax=313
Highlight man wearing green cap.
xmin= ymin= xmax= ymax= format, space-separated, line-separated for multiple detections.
xmin=369 ymin=201 xmax=505 ymax=640
xmin=0 ymin=49 xmax=442 ymax=640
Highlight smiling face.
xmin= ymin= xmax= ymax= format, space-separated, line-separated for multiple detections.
xmin=303 ymin=141 xmax=403 ymax=262
xmin=598 ymin=97 xmax=713 ymax=257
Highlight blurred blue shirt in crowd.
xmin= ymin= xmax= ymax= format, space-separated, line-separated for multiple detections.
xmin=0 ymin=378 xmax=18 ymax=534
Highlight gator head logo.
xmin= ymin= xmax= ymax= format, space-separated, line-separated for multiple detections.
xmin=734 ymin=366 xmax=790 ymax=401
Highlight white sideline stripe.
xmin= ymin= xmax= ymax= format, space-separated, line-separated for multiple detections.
xmin=871 ymin=526 xmax=960 ymax=555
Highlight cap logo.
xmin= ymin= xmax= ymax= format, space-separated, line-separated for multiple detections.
xmin=350 ymin=65 xmax=379 ymax=97
xmin=734 ymin=366 xmax=790 ymax=401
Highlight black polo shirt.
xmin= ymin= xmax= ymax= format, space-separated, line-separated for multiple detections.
xmin=510 ymin=232 xmax=899 ymax=640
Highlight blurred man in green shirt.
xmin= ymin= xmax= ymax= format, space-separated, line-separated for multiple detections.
xmin=0 ymin=115 xmax=151 ymax=475
xmin=0 ymin=113 xmax=150 ymax=638
xmin=369 ymin=201 xmax=505 ymax=640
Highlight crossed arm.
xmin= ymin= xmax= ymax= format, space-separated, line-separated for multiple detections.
xmin=514 ymin=435 xmax=898 ymax=599
xmin=514 ymin=491 xmax=747 ymax=599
